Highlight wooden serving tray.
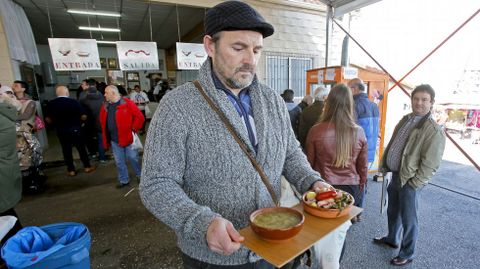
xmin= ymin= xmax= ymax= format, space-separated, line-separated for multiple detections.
xmin=239 ymin=204 xmax=362 ymax=267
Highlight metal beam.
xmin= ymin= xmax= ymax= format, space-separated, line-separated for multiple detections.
xmin=325 ymin=5 xmax=332 ymax=67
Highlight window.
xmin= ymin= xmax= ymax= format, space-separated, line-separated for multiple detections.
xmin=266 ymin=55 xmax=313 ymax=97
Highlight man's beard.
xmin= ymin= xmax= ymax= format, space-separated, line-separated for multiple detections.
xmin=224 ymin=65 xmax=255 ymax=89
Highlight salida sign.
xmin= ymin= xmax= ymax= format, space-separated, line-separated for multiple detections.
xmin=121 ymin=62 xmax=158 ymax=70
xmin=117 ymin=41 xmax=159 ymax=71
xmin=48 ymin=38 xmax=101 ymax=71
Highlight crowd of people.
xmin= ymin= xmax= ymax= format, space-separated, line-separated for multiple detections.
xmin=0 ymin=76 xmax=160 ymax=195
xmin=0 ymin=78 xmax=148 ymax=266
xmin=46 ymin=80 xmax=146 ymax=189
xmin=1 ymin=1 xmax=447 ymax=268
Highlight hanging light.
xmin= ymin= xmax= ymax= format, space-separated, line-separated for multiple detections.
xmin=67 ymin=9 xmax=121 ymax=17
xmin=96 ymin=40 xmax=117 ymax=44
xmin=79 ymin=26 xmax=120 ymax=32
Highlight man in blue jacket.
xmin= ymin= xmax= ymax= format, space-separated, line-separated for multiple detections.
xmin=348 ymin=78 xmax=379 ymax=220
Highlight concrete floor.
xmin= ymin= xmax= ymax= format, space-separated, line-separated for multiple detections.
xmin=13 ymin=128 xmax=480 ymax=269
xmin=18 ymin=157 xmax=183 ymax=269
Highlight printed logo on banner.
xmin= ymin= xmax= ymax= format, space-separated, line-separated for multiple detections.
xmin=117 ymin=41 xmax=159 ymax=70
xmin=48 ymin=38 xmax=101 ymax=71
xmin=176 ymin=42 xmax=208 ymax=70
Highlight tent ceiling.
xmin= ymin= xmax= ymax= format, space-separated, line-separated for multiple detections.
xmin=317 ymin=0 xmax=382 ymax=17
xmin=12 ymin=0 xmax=382 ymax=49
xmin=12 ymin=0 xmax=206 ymax=49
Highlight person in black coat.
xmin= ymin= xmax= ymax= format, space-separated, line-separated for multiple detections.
xmin=45 ymin=85 xmax=96 ymax=176
xmin=80 ymin=83 xmax=107 ymax=163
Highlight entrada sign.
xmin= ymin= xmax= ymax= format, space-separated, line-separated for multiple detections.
xmin=48 ymin=38 xmax=101 ymax=71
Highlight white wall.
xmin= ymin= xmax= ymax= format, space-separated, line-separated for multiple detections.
xmin=249 ymin=1 xmax=345 ymax=86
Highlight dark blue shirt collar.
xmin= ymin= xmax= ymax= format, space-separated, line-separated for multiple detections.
xmin=211 ymin=70 xmax=257 ymax=153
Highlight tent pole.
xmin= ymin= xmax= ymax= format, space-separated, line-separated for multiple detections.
xmin=325 ymin=5 xmax=332 ymax=67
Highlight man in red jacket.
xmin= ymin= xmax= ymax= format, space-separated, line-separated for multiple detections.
xmin=100 ymin=85 xmax=145 ymax=188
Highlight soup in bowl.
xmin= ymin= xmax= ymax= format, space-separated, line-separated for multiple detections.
xmin=249 ymin=207 xmax=304 ymax=241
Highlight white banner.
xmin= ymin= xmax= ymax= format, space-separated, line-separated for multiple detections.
xmin=48 ymin=38 xmax=100 ymax=71
xmin=176 ymin=42 xmax=207 ymax=70
xmin=117 ymin=41 xmax=159 ymax=71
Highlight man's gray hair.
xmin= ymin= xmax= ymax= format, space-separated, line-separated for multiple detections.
xmin=107 ymin=85 xmax=120 ymax=95
xmin=313 ymin=86 xmax=329 ymax=101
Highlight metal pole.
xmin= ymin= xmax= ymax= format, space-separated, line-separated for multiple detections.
xmin=325 ymin=5 xmax=332 ymax=67
xmin=149 ymin=1 xmax=153 ymax=42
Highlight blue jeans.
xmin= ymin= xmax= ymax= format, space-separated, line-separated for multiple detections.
xmin=97 ymin=132 xmax=106 ymax=161
xmin=386 ymin=173 xmax=422 ymax=259
xmin=359 ymin=161 xmax=374 ymax=208
xmin=111 ymin=141 xmax=141 ymax=184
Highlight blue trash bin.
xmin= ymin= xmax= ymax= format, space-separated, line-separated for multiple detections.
xmin=1 ymin=222 xmax=91 ymax=269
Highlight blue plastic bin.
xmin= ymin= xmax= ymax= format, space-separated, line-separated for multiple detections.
xmin=1 ymin=222 xmax=91 ymax=269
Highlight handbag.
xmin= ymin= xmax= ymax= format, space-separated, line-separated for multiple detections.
xmin=132 ymin=132 xmax=143 ymax=151
xmin=34 ymin=115 xmax=45 ymax=130
xmin=193 ymin=80 xmax=279 ymax=206
xmin=144 ymin=104 xmax=151 ymax=117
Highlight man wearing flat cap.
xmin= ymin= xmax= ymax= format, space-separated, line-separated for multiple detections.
xmin=140 ymin=1 xmax=330 ymax=268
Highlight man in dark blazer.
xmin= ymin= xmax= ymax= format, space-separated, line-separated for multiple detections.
xmin=46 ymin=85 xmax=95 ymax=176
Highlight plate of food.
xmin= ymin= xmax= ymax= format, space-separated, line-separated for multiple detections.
xmin=302 ymin=187 xmax=354 ymax=218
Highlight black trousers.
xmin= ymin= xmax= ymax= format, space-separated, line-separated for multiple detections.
xmin=57 ymin=128 xmax=91 ymax=172
xmin=140 ymin=110 xmax=146 ymax=132
xmin=82 ymin=124 xmax=98 ymax=156
xmin=182 ymin=253 xmax=274 ymax=269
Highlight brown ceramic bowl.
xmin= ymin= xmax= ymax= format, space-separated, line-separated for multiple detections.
xmin=249 ymin=207 xmax=304 ymax=242
xmin=302 ymin=190 xmax=354 ymax=218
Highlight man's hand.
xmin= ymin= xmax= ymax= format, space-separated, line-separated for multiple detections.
xmin=312 ymin=180 xmax=334 ymax=191
xmin=206 ymin=217 xmax=244 ymax=256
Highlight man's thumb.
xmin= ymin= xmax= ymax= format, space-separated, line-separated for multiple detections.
xmin=226 ymin=222 xmax=244 ymax=243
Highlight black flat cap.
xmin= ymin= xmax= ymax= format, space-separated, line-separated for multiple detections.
xmin=205 ymin=1 xmax=274 ymax=38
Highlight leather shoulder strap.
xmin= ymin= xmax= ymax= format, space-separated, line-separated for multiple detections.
xmin=193 ymin=80 xmax=279 ymax=206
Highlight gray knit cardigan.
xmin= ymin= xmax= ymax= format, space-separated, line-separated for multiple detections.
xmin=140 ymin=59 xmax=322 ymax=265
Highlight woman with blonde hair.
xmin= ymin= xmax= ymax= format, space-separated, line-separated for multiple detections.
xmin=306 ymin=83 xmax=367 ymax=208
